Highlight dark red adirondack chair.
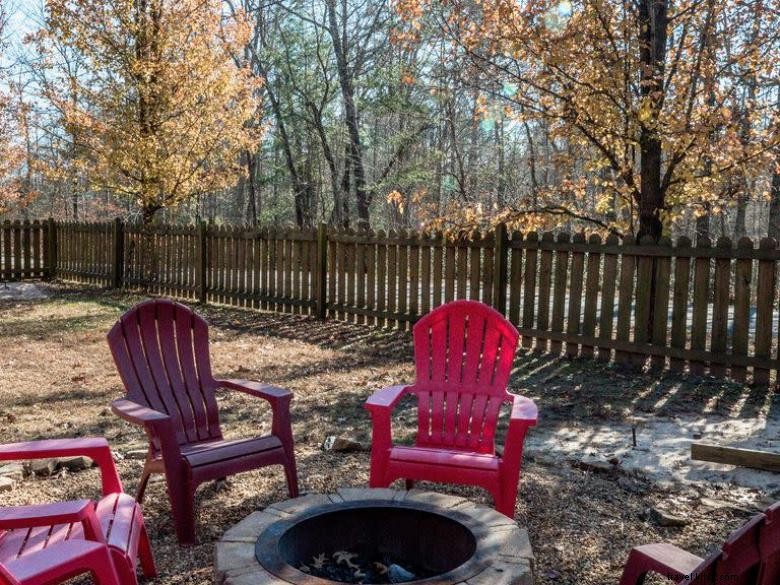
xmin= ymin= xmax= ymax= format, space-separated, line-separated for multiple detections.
xmin=0 ymin=438 xmax=155 ymax=585
xmin=365 ymin=300 xmax=537 ymax=517
xmin=1 ymin=541 xmax=120 ymax=585
xmin=108 ymin=299 xmax=299 ymax=544
xmin=619 ymin=502 xmax=780 ymax=584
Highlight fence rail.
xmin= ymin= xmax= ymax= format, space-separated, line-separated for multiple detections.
xmin=4 ymin=218 xmax=780 ymax=385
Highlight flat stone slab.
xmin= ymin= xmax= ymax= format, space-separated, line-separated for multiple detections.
xmin=216 ymin=489 xmax=533 ymax=585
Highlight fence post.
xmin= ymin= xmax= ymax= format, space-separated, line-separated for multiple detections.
xmin=492 ymin=222 xmax=509 ymax=315
xmin=196 ymin=221 xmax=208 ymax=304
xmin=316 ymin=223 xmax=328 ymax=318
xmin=112 ymin=218 xmax=125 ymax=289
xmin=45 ymin=218 xmax=57 ymax=280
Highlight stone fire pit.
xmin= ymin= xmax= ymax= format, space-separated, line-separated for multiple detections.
xmin=215 ymin=488 xmax=534 ymax=585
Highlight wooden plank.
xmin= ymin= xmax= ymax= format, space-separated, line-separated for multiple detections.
xmin=690 ymin=236 xmax=711 ymax=375
xmin=291 ymin=236 xmax=301 ymax=314
xmin=482 ymin=237 xmax=494 ymax=307
xmin=284 ymin=233 xmax=293 ymax=312
xmin=710 ymin=237 xmax=732 ymax=377
xmin=432 ymin=233 xmax=443 ymax=309
xmin=354 ymin=236 xmax=365 ymax=324
xmin=397 ymin=231 xmax=409 ymax=326
xmin=522 ymin=232 xmax=538 ymax=349
xmin=345 ymin=234 xmax=356 ymax=321
xmin=536 ymin=232 xmax=554 ymax=352
xmin=420 ymin=236 xmax=431 ymax=316
xmin=13 ymin=220 xmax=21 ymax=281
xmin=469 ymin=240 xmax=481 ymax=301
xmin=21 ymin=220 xmax=30 ymax=279
xmin=615 ymin=236 xmax=636 ymax=365
xmin=507 ymin=233 xmax=523 ymax=327
xmin=581 ymin=234 xmax=602 ymax=359
xmin=408 ymin=237 xmax=419 ymax=323
xmin=650 ymin=236 xmax=672 ymax=369
xmin=376 ymin=231 xmax=387 ymax=326
xmin=366 ymin=236 xmax=377 ymax=325
xmin=632 ymin=235 xmax=655 ymax=368
xmin=566 ymin=232 xmax=585 ymax=358
xmin=669 ymin=237 xmax=692 ymax=372
xmin=32 ymin=220 xmax=41 ymax=276
xmin=691 ymin=443 xmax=780 ymax=473
xmin=492 ymin=223 xmax=508 ymax=315
xmin=754 ymin=237 xmax=776 ymax=384
xmin=730 ymin=237 xmax=753 ymax=382
xmin=456 ymin=237 xmax=468 ymax=299
xmin=444 ymin=238 xmax=455 ymax=303
xmin=386 ymin=232 xmax=398 ymax=327
xmin=550 ymin=232 xmax=570 ymax=356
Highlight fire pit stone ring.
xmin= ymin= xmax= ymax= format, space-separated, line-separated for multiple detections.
xmin=215 ymin=488 xmax=534 ymax=585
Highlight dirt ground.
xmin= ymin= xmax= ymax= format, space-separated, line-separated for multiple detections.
xmin=0 ymin=285 xmax=777 ymax=585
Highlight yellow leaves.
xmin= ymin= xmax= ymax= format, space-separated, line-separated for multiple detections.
xmin=42 ymin=0 xmax=262 ymax=215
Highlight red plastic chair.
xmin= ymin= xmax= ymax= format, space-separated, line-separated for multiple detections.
xmin=1 ymin=541 xmax=120 ymax=585
xmin=365 ymin=300 xmax=537 ymax=517
xmin=108 ymin=299 xmax=299 ymax=545
xmin=619 ymin=501 xmax=780 ymax=584
xmin=0 ymin=439 xmax=156 ymax=585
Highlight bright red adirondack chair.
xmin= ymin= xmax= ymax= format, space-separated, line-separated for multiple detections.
xmin=108 ymin=299 xmax=299 ymax=545
xmin=619 ymin=502 xmax=780 ymax=584
xmin=365 ymin=300 xmax=537 ymax=517
xmin=1 ymin=541 xmax=120 ymax=585
xmin=0 ymin=438 xmax=155 ymax=585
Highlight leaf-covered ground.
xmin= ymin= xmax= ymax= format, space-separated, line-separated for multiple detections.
xmin=0 ymin=285 xmax=776 ymax=584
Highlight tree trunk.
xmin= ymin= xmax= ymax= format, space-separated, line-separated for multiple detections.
xmin=769 ymin=146 xmax=780 ymax=239
xmin=326 ymin=0 xmax=370 ymax=230
xmin=636 ymin=0 xmax=668 ymax=242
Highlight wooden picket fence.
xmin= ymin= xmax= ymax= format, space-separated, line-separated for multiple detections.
xmin=0 ymin=220 xmax=51 ymax=281
xmin=6 ymin=218 xmax=780 ymax=384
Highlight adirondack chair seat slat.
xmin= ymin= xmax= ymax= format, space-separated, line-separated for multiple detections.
xmin=0 ymin=439 xmax=155 ymax=585
xmin=389 ymin=446 xmax=501 ymax=471
xmin=2 ymin=540 xmax=120 ymax=585
xmin=107 ymin=299 xmax=299 ymax=544
xmin=366 ymin=300 xmax=537 ymax=518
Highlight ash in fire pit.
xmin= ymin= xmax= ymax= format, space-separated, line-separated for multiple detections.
xmin=298 ymin=549 xmax=428 ymax=583
xmin=275 ymin=506 xmax=474 ymax=584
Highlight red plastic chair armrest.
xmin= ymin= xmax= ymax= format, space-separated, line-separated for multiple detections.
xmin=509 ymin=395 xmax=538 ymax=425
xmin=0 ymin=438 xmax=122 ymax=495
xmin=620 ymin=543 xmax=705 ymax=585
xmin=111 ymin=399 xmax=181 ymax=465
xmin=364 ymin=385 xmax=411 ymax=412
xmin=111 ymin=399 xmax=170 ymax=425
xmin=0 ymin=500 xmax=105 ymax=542
xmin=217 ymin=379 xmax=292 ymax=405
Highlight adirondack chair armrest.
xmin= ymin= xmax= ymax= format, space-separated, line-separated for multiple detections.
xmin=0 ymin=500 xmax=105 ymax=542
xmin=509 ymin=395 xmax=538 ymax=425
xmin=112 ymin=398 xmax=170 ymax=425
xmin=217 ymin=379 xmax=293 ymax=405
xmin=364 ymin=385 xmax=411 ymax=412
xmin=0 ymin=438 xmax=122 ymax=495
xmin=619 ymin=543 xmax=705 ymax=585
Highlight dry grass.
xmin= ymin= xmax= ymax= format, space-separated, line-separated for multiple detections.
xmin=0 ymin=285 xmax=773 ymax=584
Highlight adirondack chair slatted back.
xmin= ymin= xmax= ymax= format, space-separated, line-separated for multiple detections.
xmin=412 ymin=300 xmax=519 ymax=453
xmin=108 ymin=300 xmax=221 ymax=446
xmin=758 ymin=503 xmax=780 ymax=585
xmin=686 ymin=514 xmax=764 ymax=584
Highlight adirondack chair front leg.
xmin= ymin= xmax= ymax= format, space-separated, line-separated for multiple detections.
xmin=0 ymin=500 xmax=105 ymax=543
xmin=619 ymin=543 xmax=705 ymax=585
xmin=215 ymin=379 xmax=299 ymax=497
xmin=112 ymin=398 xmax=196 ymax=544
xmin=497 ymin=395 xmax=538 ymax=518
xmin=0 ymin=438 xmax=122 ymax=496
xmin=3 ymin=540 xmax=121 ymax=585
xmin=365 ymin=385 xmax=411 ymax=488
